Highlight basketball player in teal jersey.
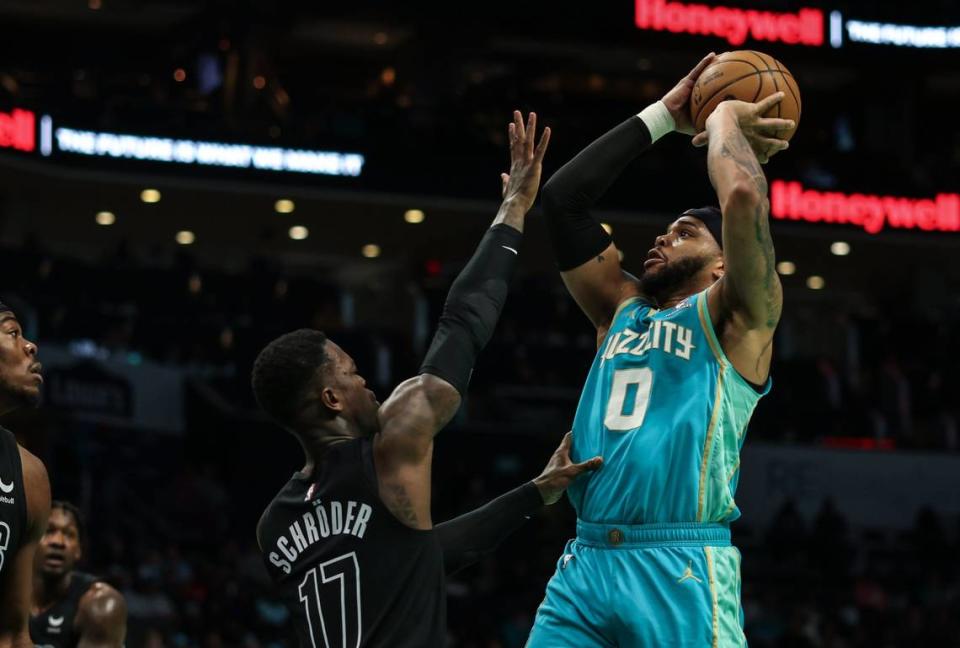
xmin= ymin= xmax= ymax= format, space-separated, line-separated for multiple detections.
xmin=526 ymin=54 xmax=795 ymax=646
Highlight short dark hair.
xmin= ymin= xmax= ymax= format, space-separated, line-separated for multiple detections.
xmin=251 ymin=329 xmax=330 ymax=428
xmin=51 ymin=500 xmax=84 ymax=546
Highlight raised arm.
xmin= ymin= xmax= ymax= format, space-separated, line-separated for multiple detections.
xmin=373 ymin=111 xmax=550 ymax=529
xmin=542 ymin=53 xmax=715 ymax=335
xmin=699 ymin=93 xmax=793 ymax=384
xmin=437 ymin=432 xmax=601 ymax=575
xmin=76 ymin=583 xmax=127 ymax=648
xmin=0 ymin=449 xmax=49 ymax=648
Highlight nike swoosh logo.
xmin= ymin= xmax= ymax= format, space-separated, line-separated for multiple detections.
xmin=0 ymin=478 xmax=12 ymax=494
xmin=49 ymin=616 xmax=64 ymax=626
xmin=501 ymin=245 xmax=518 ymax=255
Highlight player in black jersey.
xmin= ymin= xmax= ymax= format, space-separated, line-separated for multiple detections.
xmin=254 ymin=112 xmax=600 ymax=647
xmin=0 ymin=301 xmax=51 ymax=648
xmin=31 ymin=501 xmax=126 ymax=648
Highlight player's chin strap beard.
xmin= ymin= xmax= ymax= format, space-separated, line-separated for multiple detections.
xmin=640 ymin=255 xmax=712 ymax=305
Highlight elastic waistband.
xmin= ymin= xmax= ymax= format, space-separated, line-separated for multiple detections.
xmin=576 ymin=521 xmax=731 ymax=548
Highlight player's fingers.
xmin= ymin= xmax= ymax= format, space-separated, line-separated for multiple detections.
xmin=501 ymin=173 xmax=509 ymax=195
xmin=691 ymin=132 xmax=708 ymax=147
xmin=525 ymin=112 xmax=537 ymax=157
xmin=570 ymin=456 xmax=604 ymax=474
xmin=753 ymin=91 xmax=785 ymax=115
xmin=754 ymin=118 xmax=795 ymax=134
xmin=687 ymin=52 xmax=716 ymax=81
xmin=751 ymin=136 xmax=789 ymax=153
xmin=514 ymin=110 xmax=526 ymax=143
xmin=559 ymin=430 xmax=573 ymax=452
xmin=534 ymin=126 xmax=551 ymax=162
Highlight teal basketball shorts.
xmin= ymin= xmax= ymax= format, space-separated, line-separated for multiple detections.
xmin=526 ymin=521 xmax=745 ymax=648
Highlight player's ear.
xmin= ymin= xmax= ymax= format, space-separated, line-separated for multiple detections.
xmin=712 ymin=256 xmax=725 ymax=281
xmin=320 ymin=386 xmax=343 ymax=414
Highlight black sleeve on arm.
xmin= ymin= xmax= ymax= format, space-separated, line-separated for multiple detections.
xmin=542 ymin=116 xmax=654 ymax=270
xmin=436 ymin=482 xmax=543 ymax=576
xmin=419 ymin=223 xmax=522 ymax=396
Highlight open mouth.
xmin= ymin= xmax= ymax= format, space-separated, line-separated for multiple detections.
xmin=44 ymin=554 xmax=65 ymax=568
xmin=644 ymin=249 xmax=666 ymax=269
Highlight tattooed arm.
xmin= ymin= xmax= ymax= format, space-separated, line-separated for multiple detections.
xmin=703 ymin=93 xmax=793 ymax=384
xmin=373 ymin=112 xmax=550 ymax=530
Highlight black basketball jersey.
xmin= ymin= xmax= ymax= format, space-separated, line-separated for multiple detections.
xmin=258 ymin=437 xmax=446 ymax=648
xmin=30 ymin=571 xmax=99 ymax=648
xmin=0 ymin=426 xmax=27 ymax=580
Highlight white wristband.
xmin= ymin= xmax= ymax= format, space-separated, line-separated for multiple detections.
xmin=637 ymin=101 xmax=675 ymax=143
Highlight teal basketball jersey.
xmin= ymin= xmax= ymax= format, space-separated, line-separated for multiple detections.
xmin=567 ymin=287 xmax=770 ymax=525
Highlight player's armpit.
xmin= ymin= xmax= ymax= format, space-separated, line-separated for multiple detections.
xmin=76 ymin=583 xmax=127 ymax=648
xmin=707 ymin=284 xmax=777 ymax=385
xmin=559 ymin=241 xmax=643 ymax=332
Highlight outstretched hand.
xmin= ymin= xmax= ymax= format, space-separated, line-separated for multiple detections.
xmin=500 ymin=110 xmax=551 ymax=213
xmin=662 ymin=52 xmax=716 ymax=135
xmin=533 ymin=431 xmax=603 ymax=505
xmin=693 ymin=92 xmax=794 ymax=164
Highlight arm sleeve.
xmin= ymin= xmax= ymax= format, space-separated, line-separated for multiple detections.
xmin=541 ymin=116 xmax=655 ymax=270
xmin=436 ymin=481 xmax=543 ymax=575
xmin=419 ymin=223 xmax=522 ymax=396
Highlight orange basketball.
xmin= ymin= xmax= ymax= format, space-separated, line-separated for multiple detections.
xmin=690 ymin=50 xmax=801 ymax=141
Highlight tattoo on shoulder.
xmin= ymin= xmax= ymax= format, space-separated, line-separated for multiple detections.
xmin=596 ymin=254 xmax=605 ymax=263
xmin=387 ymin=484 xmax=418 ymax=525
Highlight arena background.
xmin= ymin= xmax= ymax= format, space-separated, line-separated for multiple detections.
xmin=1 ymin=0 xmax=959 ymax=646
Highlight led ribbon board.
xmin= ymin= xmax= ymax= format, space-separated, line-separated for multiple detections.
xmin=842 ymin=18 xmax=960 ymax=48
xmin=634 ymin=0 xmax=960 ymax=49
xmin=771 ymin=180 xmax=960 ymax=234
xmin=0 ymin=108 xmax=36 ymax=153
xmin=51 ymin=126 xmax=365 ymax=177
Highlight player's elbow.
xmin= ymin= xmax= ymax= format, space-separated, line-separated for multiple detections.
xmin=722 ymin=181 xmax=764 ymax=216
xmin=417 ymin=374 xmax=462 ymax=428
xmin=541 ymin=172 xmax=581 ymax=219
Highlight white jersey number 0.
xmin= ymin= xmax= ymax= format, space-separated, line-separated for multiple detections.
xmin=605 ymin=368 xmax=654 ymax=431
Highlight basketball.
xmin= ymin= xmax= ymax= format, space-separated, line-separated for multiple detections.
xmin=690 ymin=50 xmax=801 ymax=140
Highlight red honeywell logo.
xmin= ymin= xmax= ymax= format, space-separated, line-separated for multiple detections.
xmin=771 ymin=180 xmax=960 ymax=234
xmin=635 ymin=0 xmax=824 ymax=46
xmin=0 ymin=108 xmax=35 ymax=153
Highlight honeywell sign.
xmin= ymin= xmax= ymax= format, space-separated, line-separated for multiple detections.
xmin=0 ymin=108 xmax=35 ymax=153
xmin=635 ymin=0 xmax=824 ymax=46
xmin=771 ymin=180 xmax=960 ymax=234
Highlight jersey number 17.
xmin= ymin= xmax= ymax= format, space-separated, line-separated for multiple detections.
xmin=298 ymin=551 xmax=362 ymax=648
